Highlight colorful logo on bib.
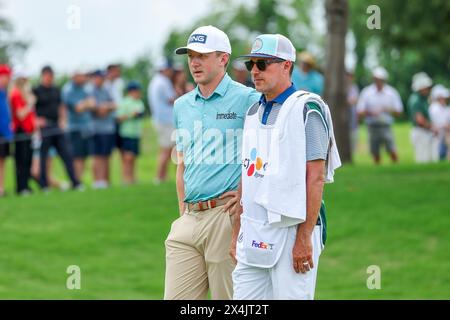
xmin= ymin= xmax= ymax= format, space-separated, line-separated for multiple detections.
xmin=251 ymin=240 xmax=274 ymax=250
xmin=243 ymin=148 xmax=268 ymax=177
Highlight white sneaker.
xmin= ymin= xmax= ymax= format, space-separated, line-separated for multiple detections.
xmin=19 ymin=190 xmax=32 ymax=197
xmin=74 ymin=184 xmax=86 ymax=192
xmin=41 ymin=187 xmax=50 ymax=194
xmin=59 ymin=181 xmax=70 ymax=191
xmin=93 ymin=181 xmax=109 ymax=189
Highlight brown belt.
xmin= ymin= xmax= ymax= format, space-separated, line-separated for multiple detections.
xmin=186 ymin=196 xmax=231 ymax=212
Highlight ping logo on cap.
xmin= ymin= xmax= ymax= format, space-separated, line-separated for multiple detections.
xmin=189 ymin=34 xmax=207 ymax=44
xmin=252 ymin=38 xmax=263 ymax=52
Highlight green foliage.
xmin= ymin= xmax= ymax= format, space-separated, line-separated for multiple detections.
xmin=349 ymin=0 xmax=450 ymax=102
xmin=0 ymin=8 xmax=29 ymax=64
xmin=164 ymin=0 xmax=449 ymax=108
xmin=163 ymin=0 xmax=313 ymax=64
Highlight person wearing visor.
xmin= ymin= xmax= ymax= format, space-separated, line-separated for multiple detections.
xmin=164 ymin=25 xmax=260 ymax=300
xmin=231 ymin=34 xmax=341 ymax=300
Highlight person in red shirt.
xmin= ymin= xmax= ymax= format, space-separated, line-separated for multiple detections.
xmin=9 ymin=69 xmax=36 ymax=194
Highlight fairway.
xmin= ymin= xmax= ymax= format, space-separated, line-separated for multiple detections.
xmin=0 ymin=122 xmax=449 ymax=299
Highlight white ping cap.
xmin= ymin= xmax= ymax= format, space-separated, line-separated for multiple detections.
xmin=175 ymin=25 xmax=231 ymax=55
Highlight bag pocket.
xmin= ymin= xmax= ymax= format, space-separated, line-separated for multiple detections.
xmin=240 ymin=215 xmax=288 ymax=268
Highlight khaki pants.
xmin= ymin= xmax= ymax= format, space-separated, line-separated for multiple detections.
xmin=164 ymin=205 xmax=235 ymax=300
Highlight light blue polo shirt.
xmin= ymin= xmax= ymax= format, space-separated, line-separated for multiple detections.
xmin=292 ymin=66 xmax=324 ymax=95
xmin=173 ymin=73 xmax=260 ymax=203
xmin=89 ymin=84 xmax=116 ymax=134
xmin=62 ymin=81 xmax=94 ymax=135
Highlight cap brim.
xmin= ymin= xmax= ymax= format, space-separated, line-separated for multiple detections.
xmin=15 ymin=74 xmax=29 ymax=79
xmin=175 ymin=44 xmax=216 ymax=55
xmin=174 ymin=47 xmax=188 ymax=55
xmin=236 ymin=53 xmax=284 ymax=60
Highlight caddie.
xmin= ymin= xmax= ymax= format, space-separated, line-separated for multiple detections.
xmin=231 ymin=34 xmax=341 ymax=300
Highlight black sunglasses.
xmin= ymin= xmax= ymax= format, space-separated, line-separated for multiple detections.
xmin=244 ymin=58 xmax=285 ymax=71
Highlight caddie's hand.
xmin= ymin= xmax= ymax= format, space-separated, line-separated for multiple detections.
xmin=220 ymin=191 xmax=239 ymax=214
xmin=292 ymin=232 xmax=314 ymax=274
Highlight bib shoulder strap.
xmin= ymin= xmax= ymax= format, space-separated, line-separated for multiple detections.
xmin=247 ymin=101 xmax=261 ymax=117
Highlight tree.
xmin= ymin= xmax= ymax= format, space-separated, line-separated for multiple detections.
xmin=349 ymin=0 xmax=450 ymax=102
xmin=324 ymin=0 xmax=351 ymax=162
xmin=0 ymin=7 xmax=28 ymax=64
xmin=164 ymin=0 xmax=314 ymax=61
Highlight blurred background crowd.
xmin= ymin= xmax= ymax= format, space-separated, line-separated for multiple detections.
xmin=0 ymin=0 xmax=448 ymax=198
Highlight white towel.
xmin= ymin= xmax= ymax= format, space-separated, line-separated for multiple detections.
xmin=301 ymin=91 xmax=342 ymax=183
xmin=254 ymin=91 xmax=341 ymax=227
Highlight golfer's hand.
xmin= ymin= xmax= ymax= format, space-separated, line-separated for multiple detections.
xmin=220 ymin=191 xmax=239 ymax=214
xmin=230 ymin=201 xmax=243 ymax=217
xmin=292 ymin=232 xmax=314 ymax=274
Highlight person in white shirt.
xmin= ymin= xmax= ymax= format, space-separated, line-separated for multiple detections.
xmin=407 ymin=72 xmax=437 ymax=163
xmin=147 ymin=58 xmax=176 ymax=184
xmin=429 ymin=84 xmax=450 ymax=160
xmin=104 ymin=64 xmax=125 ymax=105
xmin=104 ymin=64 xmax=125 ymax=151
xmin=357 ymin=67 xmax=403 ymax=164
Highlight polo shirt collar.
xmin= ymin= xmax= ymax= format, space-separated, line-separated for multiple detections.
xmin=259 ymin=84 xmax=297 ymax=105
xmin=195 ymin=73 xmax=231 ymax=100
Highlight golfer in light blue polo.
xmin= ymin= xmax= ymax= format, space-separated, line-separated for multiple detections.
xmin=164 ymin=25 xmax=260 ymax=300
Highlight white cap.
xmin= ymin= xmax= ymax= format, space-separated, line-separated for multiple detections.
xmin=412 ymin=72 xmax=433 ymax=91
xmin=232 ymin=60 xmax=247 ymax=71
xmin=72 ymin=66 xmax=89 ymax=76
xmin=430 ymin=84 xmax=449 ymax=100
xmin=372 ymin=67 xmax=388 ymax=80
xmin=175 ymin=25 xmax=231 ymax=55
xmin=13 ymin=65 xmax=30 ymax=79
xmin=239 ymin=34 xmax=296 ymax=62
xmin=155 ymin=57 xmax=172 ymax=71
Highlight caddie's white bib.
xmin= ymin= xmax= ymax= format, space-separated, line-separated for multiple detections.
xmin=236 ymin=102 xmax=288 ymax=268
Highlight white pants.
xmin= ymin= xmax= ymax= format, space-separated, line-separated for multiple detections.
xmin=233 ymin=225 xmax=322 ymax=300
xmin=411 ymin=127 xmax=439 ymax=163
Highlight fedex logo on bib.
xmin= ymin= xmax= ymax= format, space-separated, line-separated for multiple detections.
xmin=252 ymin=240 xmax=274 ymax=250
xmin=188 ymin=34 xmax=207 ymax=44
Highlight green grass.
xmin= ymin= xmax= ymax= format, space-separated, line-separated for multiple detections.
xmin=0 ymin=122 xmax=449 ymax=299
